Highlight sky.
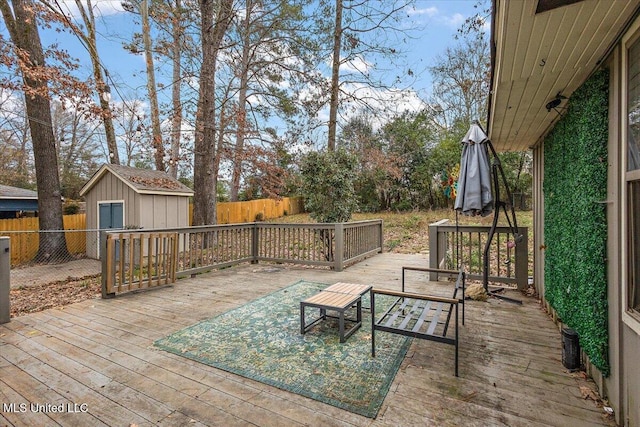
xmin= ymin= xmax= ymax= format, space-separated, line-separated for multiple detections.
xmin=0 ymin=0 xmax=486 ymax=155
xmin=24 ymin=0 xmax=484 ymax=104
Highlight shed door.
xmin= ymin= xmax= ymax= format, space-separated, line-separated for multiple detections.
xmin=99 ymin=202 xmax=124 ymax=230
xmin=98 ymin=202 xmax=124 ymax=259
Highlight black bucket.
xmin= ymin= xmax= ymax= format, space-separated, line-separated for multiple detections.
xmin=561 ymin=327 xmax=580 ymax=370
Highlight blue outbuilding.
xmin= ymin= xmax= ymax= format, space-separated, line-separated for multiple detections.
xmin=0 ymin=185 xmax=38 ymax=219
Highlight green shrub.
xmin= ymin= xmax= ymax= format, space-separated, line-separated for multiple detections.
xmin=63 ymin=202 xmax=80 ymax=215
xmin=300 ymin=148 xmax=358 ymax=223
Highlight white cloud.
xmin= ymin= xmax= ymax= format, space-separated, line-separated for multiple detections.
xmin=341 ymin=56 xmax=371 ymax=75
xmin=408 ymin=6 xmax=438 ymax=17
xmin=0 ymin=89 xmax=23 ymax=120
xmin=445 ymin=12 xmax=466 ymax=28
xmin=340 ymin=83 xmax=426 ymax=130
xmin=54 ymin=1 xmax=126 ymax=19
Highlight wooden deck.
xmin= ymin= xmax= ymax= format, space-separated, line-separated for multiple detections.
xmin=1 ymin=253 xmax=614 ymax=426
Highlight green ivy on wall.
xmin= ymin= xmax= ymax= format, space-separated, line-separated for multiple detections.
xmin=543 ymin=69 xmax=610 ymax=376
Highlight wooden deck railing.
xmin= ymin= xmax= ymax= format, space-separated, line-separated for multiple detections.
xmin=102 ymin=220 xmax=383 ymax=297
xmin=428 ymin=219 xmax=528 ymax=290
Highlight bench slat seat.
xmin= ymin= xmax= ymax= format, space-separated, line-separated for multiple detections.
xmin=371 ymin=267 xmax=465 ymax=376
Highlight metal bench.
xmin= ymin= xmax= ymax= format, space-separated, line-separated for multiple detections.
xmin=371 ymin=267 xmax=465 ymax=376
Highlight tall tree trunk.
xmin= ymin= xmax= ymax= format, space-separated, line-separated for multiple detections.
xmin=327 ymin=0 xmax=343 ymax=152
xmin=193 ymin=0 xmax=233 ymax=226
xmin=0 ymin=0 xmax=70 ymax=262
xmin=74 ymin=0 xmax=119 ymax=164
xmin=141 ymin=0 xmax=165 ymax=171
xmin=168 ymin=0 xmax=183 ymax=178
xmin=230 ymin=0 xmax=253 ymax=202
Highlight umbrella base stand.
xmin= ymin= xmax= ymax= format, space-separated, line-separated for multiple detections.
xmin=456 ymin=122 xmax=526 ymax=307
xmin=482 ymin=153 xmax=524 ymax=307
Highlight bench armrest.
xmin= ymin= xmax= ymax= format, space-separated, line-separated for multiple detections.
xmin=371 ymin=288 xmax=458 ymax=305
xmin=399 ymin=267 xmax=466 ymax=325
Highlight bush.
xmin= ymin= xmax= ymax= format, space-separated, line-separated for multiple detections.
xmin=300 ymin=149 xmax=358 ymax=223
xmin=63 ymin=202 xmax=80 ymax=215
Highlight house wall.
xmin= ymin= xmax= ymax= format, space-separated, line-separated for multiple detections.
xmin=532 ymin=28 xmax=640 ymax=425
xmin=617 ymin=17 xmax=640 ymax=426
xmin=605 ymin=48 xmax=623 ymax=426
xmin=622 ymin=336 xmax=640 ymax=425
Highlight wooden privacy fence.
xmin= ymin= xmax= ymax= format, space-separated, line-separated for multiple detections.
xmin=102 ymin=219 xmax=383 ymax=297
xmin=428 ymin=219 xmax=528 ymax=290
xmin=0 ymin=214 xmax=86 ymax=266
xmin=189 ymin=196 xmax=305 ymax=224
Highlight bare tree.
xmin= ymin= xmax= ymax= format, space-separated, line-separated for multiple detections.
xmin=122 ymin=0 xmax=199 ymax=176
xmin=38 ymin=0 xmax=121 ymax=164
xmin=51 ymin=99 xmax=102 ymax=198
xmin=429 ymin=35 xmax=490 ymax=127
xmin=0 ymin=91 xmax=33 ymax=188
xmin=325 ymin=0 xmax=415 ymax=151
xmin=111 ymin=100 xmax=152 ymax=168
xmin=225 ymin=0 xmax=320 ymax=200
xmin=140 ymin=0 xmax=166 ymax=171
xmin=327 ymin=0 xmax=343 ymax=151
xmin=168 ymin=0 xmax=185 ymax=177
xmin=193 ymin=0 xmax=234 ymax=226
xmin=0 ymin=0 xmax=70 ymax=261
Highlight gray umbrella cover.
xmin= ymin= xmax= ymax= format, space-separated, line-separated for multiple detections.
xmin=454 ymin=124 xmax=493 ymax=216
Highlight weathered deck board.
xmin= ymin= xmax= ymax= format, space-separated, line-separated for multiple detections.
xmin=0 ymin=253 xmax=614 ymax=426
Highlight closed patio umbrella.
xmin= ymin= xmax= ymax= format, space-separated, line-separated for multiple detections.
xmin=453 ymin=122 xmax=523 ymax=304
xmin=454 ymin=122 xmax=493 ymax=217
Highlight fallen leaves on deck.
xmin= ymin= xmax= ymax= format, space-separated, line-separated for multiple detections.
xmin=580 ymin=385 xmax=600 ymax=401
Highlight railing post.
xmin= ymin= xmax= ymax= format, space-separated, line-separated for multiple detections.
xmin=1 ymin=237 xmax=10 ymax=324
xmin=101 ymin=231 xmax=115 ymax=299
xmin=334 ymin=223 xmax=344 ymax=272
xmin=251 ymin=222 xmax=259 ymax=264
xmin=429 ymin=220 xmax=449 ymax=281
xmin=515 ymin=227 xmax=528 ymax=291
xmin=378 ymin=220 xmax=384 ymax=252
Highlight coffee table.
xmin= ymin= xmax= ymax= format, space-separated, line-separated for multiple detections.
xmin=300 ymin=283 xmax=372 ymax=343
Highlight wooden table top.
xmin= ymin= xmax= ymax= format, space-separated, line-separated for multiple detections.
xmin=323 ymin=282 xmax=372 ymax=296
xmin=302 ymin=290 xmax=360 ymax=310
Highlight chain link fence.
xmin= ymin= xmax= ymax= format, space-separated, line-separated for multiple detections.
xmin=2 ymin=229 xmax=101 ymax=289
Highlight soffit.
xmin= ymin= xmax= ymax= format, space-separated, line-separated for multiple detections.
xmin=489 ymin=0 xmax=640 ymax=151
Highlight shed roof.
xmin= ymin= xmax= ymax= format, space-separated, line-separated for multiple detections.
xmin=0 ymin=184 xmax=38 ymax=199
xmin=79 ymin=164 xmax=194 ymax=197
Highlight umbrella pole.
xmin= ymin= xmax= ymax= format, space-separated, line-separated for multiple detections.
xmin=483 ymin=141 xmax=523 ymax=305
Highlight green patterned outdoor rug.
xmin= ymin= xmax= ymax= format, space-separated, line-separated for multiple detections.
xmin=154 ymin=280 xmax=411 ymax=418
